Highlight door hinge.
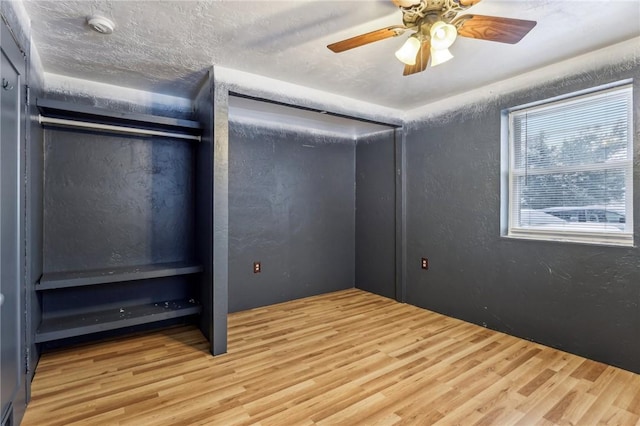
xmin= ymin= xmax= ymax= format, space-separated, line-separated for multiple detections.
xmin=25 ymin=85 xmax=30 ymax=106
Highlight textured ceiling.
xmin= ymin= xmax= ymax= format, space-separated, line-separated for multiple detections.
xmin=21 ymin=0 xmax=640 ymax=111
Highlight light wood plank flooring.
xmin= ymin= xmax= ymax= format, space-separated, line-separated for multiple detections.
xmin=23 ymin=289 xmax=640 ymax=425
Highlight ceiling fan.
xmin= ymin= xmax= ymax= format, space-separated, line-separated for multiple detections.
xmin=327 ymin=0 xmax=537 ymax=76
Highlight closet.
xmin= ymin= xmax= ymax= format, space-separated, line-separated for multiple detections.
xmin=34 ymin=97 xmax=213 ymax=347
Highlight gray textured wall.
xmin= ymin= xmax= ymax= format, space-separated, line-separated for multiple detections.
xmin=228 ymin=121 xmax=356 ymax=312
xmin=355 ymin=130 xmax=396 ymax=299
xmin=43 ymin=129 xmax=196 ymax=272
xmin=404 ymin=61 xmax=640 ymax=373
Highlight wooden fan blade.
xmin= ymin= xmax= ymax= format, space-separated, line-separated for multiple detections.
xmin=403 ymin=40 xmax=431 ymax=76
xmin=327 ymin=25 xmax=406 ymax=53
xmin=454 ymin=14 xmax=536 ymax=44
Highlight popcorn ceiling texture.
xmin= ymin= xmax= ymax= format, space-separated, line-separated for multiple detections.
xmin=404 ymin=37 xmax=640 ymax=127
xmin=20 ymin=0 xmax=640 ymax=112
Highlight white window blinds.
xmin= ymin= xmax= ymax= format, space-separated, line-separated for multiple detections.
xmin=506 ymin=84 xmax=633 ymax=246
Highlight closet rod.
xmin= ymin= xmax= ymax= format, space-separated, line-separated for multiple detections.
xmin=39 ymin=116 xmax=201 ymax=142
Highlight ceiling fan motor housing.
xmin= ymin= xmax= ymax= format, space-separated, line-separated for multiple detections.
xmin=401 ymin=0 xmax=472 ymax=27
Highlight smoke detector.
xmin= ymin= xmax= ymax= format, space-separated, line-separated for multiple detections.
xmin=87 ymin=16 xmax=115 ymax=34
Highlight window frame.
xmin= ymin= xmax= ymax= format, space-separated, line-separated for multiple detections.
xmin=501 ymin=81 xmax=634 ymax=247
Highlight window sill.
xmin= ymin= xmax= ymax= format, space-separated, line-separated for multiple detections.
xmin=504 ymin=229 xmax=634 ymax=248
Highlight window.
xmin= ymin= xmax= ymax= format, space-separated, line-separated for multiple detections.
xmin=503 ymin=83 xmax=633 ymax=246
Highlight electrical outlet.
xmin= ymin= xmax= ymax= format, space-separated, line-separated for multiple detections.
xmin=421 ymin=258 xmax=428 ymax=270
xmin=253 ymin=261 xmax=261 ymax=273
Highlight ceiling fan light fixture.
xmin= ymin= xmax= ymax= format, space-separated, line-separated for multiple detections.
xmin=395 ymin=35 xmax=421 ymax=66
xmin=326 ymin=2 xmax=537 ymax=77
xmin=430 ymin=21 xmax=457 ymax=50
xmin=430 ymin=47 xmax=454 ymax=66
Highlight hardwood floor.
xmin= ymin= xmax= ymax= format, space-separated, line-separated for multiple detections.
xmin=23 ymin=289 xmax=640 ymax=425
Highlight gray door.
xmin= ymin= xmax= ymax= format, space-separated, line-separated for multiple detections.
xmin=1 ymin=40 xmax=21 ymax=422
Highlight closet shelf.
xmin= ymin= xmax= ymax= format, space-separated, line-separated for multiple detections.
xmin=37 ymin=262 xmax=204 ymax=291
xmin=36 ymin=98 xmax=202 ymax=136
xmin=35 ymin=299 xmax=202 ymax=343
